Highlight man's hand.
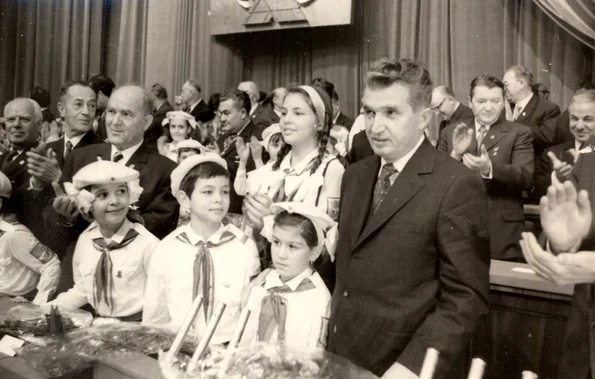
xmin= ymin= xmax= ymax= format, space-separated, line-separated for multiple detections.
xmin=243 ymin=194 xmax=273 ymax=231
xmin=26 ymin=147 xmax=62 ymax=188
xmin=462 ymin=145 xmax=492 ymax=176
xmin=520 ymin=232 xmax=595 ymax=285
xmin=451 ymin=123 xmax=473 ymax=160
xmin=541 ymin=177 xmax=592 ymax=253
xmin=547 ymin=151 xmax=573 ymax=182
xmin=51 ymin=182 xmax=79 ymax=223
xmin=382 ymin=362 xmax=419 ymax=379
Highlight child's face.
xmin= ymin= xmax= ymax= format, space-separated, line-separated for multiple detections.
xmin=271 ymin=224 xmax=317 ymax=282
xmin=188 ymin=176 xmax=230 ymax=224
xmin=169 ymin=120 xmax=190 ymax=143
xmin=280 ymin=93 xmax=319 ymax=147
xmin=267 ymin=138 xmax=283 ymax=160
xmin=178 ymin=150 xmax=199 ymax=163
xmin=89 ymin=183 xmax=131 ymax=230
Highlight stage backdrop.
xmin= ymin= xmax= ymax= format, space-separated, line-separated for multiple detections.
xmin=209 ymin=0 xmax=353 ymax=35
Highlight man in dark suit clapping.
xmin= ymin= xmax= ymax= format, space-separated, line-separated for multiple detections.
xmin=328 ymin=58 xmax=490 ymax=378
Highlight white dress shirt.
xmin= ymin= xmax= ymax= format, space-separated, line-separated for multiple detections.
xmin=241 ymin=268 xmax=331 ymax=349
xmin=64 ymin=134 xmax=85 ymax=151
xmin=0 ymin=217 xmax=60 ymax=305
xmin=142 ymin=223 xmax=260 ymax=345
xmin=110 ymin=140 xmax=144 ymax=164
xmin=474 ymin=119 xmax=493 ymax=179
xmin=380 ymin=135 xmax=425 ymax=186
xmin=50 ymin=219 xmax=158 ymax=317
xmin=514 ymin=92 xmax=534 ymax=120
xmin=188 ymin=99 xmax=203 ymax=114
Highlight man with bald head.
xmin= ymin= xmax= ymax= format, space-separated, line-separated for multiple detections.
xmin=180 ymin=79 xmax=212 ymax=122
xmin=431 ymin=86 xmax=473 ymax=137
xmin=270 ymin=87 xmax=287 ymax=123
xmin=45 ymin=85 xmax=179 ymax=240
xmin=238 ymin=80 xmax=276 ymax=132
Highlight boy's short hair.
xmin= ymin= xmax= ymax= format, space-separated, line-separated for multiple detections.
xmin=180 ymin=162 xmax=230 ymax=196
xmin=178 ymin=147 xmax=201 ymax=156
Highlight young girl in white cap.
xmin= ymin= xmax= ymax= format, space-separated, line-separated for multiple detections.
xmin=158 ymin=111 xmax=198 ymax=162
xmin=241 ymin=201 xmax=337 ymax=349
xmin=48 ymin=160 xmax=158 ymax=320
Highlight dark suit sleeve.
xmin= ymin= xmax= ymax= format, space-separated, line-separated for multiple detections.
xmin=534 ymin=147 xmax=554 ymax=200
xmin=140 ymin=168 xmax=179 ymax=239
xmin=531 ymin=103 xmax=561 ymax=151
xmin=397 ymin=171 xmax=490 ymax=373
xmin=489 ymin=126 xmax=534 ymax=190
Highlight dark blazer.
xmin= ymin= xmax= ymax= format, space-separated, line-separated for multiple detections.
xmin=552 ymin=109 xmax=573 ymax=146
xmin=95 ymin=112 xmax=108 ymax=142
xmin=45 ymin=142 xmax=179 ymax=241
xmin=438 ymin=118 xmax=534 ymax=259
xmin=189 ymin=100 xmax=213 ymax=123
xmin=250 ymin=103 xmax=277 ymax=133
xmin=438 ymin=103 xmax=474 ymax=136
xmin=328 ymin=140 xmax=490 ymax=377
xmin=46 ymin=130 xmax=102 ymax=169
xmin=216 ymin=120 xmax=263 ymax=214
xmin=347 ymin=130 xmax=374 ymax=164
xmin=534 ymin=140 xmax=575 ymax=200
xmin=335 ymin=112 xmax=355 ymax=130
xmin=144 ymin=101 xmax=173 ymax=151
xmin=559 ymin=152 xmax=595 ymax=379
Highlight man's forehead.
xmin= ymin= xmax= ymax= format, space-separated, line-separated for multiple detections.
xmin=108 ymin=90 xmax=143 ymax=110
xmin=569 ymin=100 xmax=595 ymax=115
xmin=219 ymin=98 xmax=236 ymax=110
xmin=502 ymin=71 xmax=516 ymax=81
xmin=362 ymin=85 xmax=411 ymax=107
xmin=66 ymin=85 xmax=96 ymax=100
xmin=473 ymin=85 xmax=504 ymax=98
xmin=5 ymin=101 xmax=33 ymax=116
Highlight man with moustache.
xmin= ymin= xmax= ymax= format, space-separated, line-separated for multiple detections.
xmin=328 ymin=58 xmax=490 ymax=378
xmin=216 ymin=89 xmax=262 ymax=214
xmin=438 ymin=75 xmax=533 ymax=260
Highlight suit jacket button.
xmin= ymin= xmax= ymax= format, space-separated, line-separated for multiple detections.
xmin=342 ymin=290 xmax=349 ymax=298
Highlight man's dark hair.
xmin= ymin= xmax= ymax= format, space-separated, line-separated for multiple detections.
xmin=59 ymin=80 xmax=95 ymax=101
xmin=207 ymin=93 xmax=221 ymax=113
xmin=151 ymin=83 xmax=168 ymax=100
xmin=89 ymin=74 xmax=116 ymax=96
xmin=180 ymin=162 xmax=230 ymax=197
xmin=29 ymin=87 xmax=51 ymax=108
xmin=469 ymin=74 xmax=505 ymax=99
xmin=311 ymin=78 xmax=334 ymax=99
xmin=219 ymin=90 xmax=251 ymax=114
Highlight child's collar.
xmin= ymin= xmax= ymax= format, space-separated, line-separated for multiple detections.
xmin=264 ymin=267 xmax=315 ymax=291
xmin=88 ymin=218 xmax=134 ymax=244
xmin=180 ymin=222 xmax=245 ymax=245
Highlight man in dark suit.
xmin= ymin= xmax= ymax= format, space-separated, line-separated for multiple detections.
xmin=238 ymin=81 xmax=276 ymax=133
xmin=181 ymin=79 xmax=212 ymax=123
xmin=328 ymin=58 xmax=490 ymax=378
xmin=144 ymin=83 xmax=173 ymax=150
xmin=503 ymin=66 xmax=560 ymax=201
xmin=216 ymin=89 xmax=262 ymax=214
xmin=431 ymin=85 xmax=474 ymax=137
xmin=347 ymin=129 xmax=374 ymax=164
xmin=520 ymin=88 xmax=595 ymax=379
xmin=552 ymin=83 xmax=595 ymax=146
xmin=332 ymin=90 xmax=354 ymax=130
xmin=269 ymin=87 xmax=287 ymax=124
xmin=438 ymin=75 xmax=534 ymax=260
xmin=25 ymin=81 xmax=102 ymax=251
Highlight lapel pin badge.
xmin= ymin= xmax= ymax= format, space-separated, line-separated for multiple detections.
xmin=19 ymin=160 xmax=25 ymax=165
xmin=490 ymin=135 xmax=494 ymax=139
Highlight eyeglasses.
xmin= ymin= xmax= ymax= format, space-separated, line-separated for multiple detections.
xmin=431 ymin=97 xmax=448 ymax=112
xmin=503 ymin=79 xmax=520 ymax=90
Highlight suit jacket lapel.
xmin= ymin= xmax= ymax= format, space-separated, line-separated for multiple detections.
xmin=352 ymin=140 xmax=434 ymax=252
xmin=3 ymin=150 xmax=28 ymax=176
xmin=482 ymin=120 xmax=508 ymax=152
xmin=54 ymin=138 xmax=65 ymax=168
xmin=126 ymin=143 xmax=150 ymax=171
xmin=515 ymin=95 xmax=537 ymax=124
xmin=347 ymin=156 xmax=379 ymax=251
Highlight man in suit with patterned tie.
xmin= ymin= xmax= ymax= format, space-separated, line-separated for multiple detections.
xmin=216 ymin=90 xmax=262 ymax=214
xmin=503 ymin=66 xmax=560 ymax=202
xmin=239 ymin=81 xmax=276 ymax=133
xmin=328 ymin=58 xmax=490 ymax=379
xmin=438 ymin=75 xmax=533 ymax=260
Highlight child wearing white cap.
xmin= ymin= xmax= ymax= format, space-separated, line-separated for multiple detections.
xmin=48 ymin=160 xmax=158 ymax=320
xmin=143 ymin=153 xmax=260 ymax=345
xmin=176 ymin=139 xmax=205 ymax=164
xmin=240 ymin=202 xmax=337 ymax=349
xmin=0 ymin=172 xmax=60 ymax=305
xmin=158 ymin=111 xmax=198 ymax=162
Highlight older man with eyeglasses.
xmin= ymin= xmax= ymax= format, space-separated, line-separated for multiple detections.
xmin=431 ymin=86 xmax=473 ymax=138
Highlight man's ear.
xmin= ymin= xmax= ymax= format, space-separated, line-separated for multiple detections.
xmin=417 ymin=107 xmax=433 ymax=131
xmin=57 ymin=102 xmax=66 ymax=118
xmin=240 ymin=108 xmax=248 ymax=120
xmin=143 ymin=114 xmax=154 ymax=131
